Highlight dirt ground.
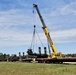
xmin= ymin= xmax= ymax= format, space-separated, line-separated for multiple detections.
xmin=63 ymin=62 xmax=76 ymax=65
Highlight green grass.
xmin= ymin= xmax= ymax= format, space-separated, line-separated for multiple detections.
xmin=0 ymin=62 xmax=76 ymax=75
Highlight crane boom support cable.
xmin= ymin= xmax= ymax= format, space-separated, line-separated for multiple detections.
xmin=32 ymin=7 xmax=44 ymax=48
xmin=35 ymin=30 xmax=44 ymax=48
xmin=30 ymin=25 xmax=35 ymax=49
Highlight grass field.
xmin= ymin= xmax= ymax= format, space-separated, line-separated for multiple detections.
xmin=0 ymin=62 xmax=76 ymax=75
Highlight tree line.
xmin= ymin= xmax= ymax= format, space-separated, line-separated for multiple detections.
xmin=0 ymin=52 xmax=76 ymax=62
xmin=65 ymin=53 xmax=76 ymax=57
xmin=0 ymin=52 xmax=27 ymax=62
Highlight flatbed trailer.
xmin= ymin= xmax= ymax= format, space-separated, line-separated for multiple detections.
xmin=22 ymin=57 xmax=76 ymax=63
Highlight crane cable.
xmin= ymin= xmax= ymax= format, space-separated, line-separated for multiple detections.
xmin=35 ymin=29 xmax=44 ymax=48
xmin=30 ymin=6 xmax=36 ymax=51
xmin=30 ymin=25 xmax=36 ymax=51
xmin=30 ymin=7 xmax=44 ymax=50
xmin=33 ymin=7 xmax=44 ymax=48
xmin=30 ymin=25 xmax=44 ymax=50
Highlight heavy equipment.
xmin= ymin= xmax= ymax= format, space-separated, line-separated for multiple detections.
xmin=27 ymin=25 xmax=48 ymax=58
xmin=33 ymin=4 xmax=62 ymax=58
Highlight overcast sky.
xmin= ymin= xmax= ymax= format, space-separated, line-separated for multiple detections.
xmin=0 ymin=0 xmax=76 ymax=55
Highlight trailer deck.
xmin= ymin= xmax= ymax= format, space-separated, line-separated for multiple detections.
xmin=22 ymin=57 xmax=76 ymax=63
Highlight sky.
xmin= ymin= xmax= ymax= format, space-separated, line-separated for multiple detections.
xmin=0 ymin=0 xmax=76 ymax=55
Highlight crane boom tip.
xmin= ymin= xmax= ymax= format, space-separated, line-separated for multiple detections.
xmin=33 ymin=4 xmax=37 ymax=7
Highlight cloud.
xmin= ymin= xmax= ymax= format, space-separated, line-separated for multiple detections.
xmin=0 ymin=7 xmax=42 ymax=31
xmin=0 ymin=28 xmax=76 ymax=47
xmin=0 ymin=9 xmax=32 ymax=25
xmin=0 ymin=2 xmax=42 ymax=47
xmin=0 ymin=0 xmax=76 ymax=48
xmin=51 ymin=29 xmax=76 ymax=43
xmin=60 ymin=1 xmax=76 ymax=15
xmin=50 ymin=1 xmax=76 ymax=16
xmin=0 ymin=30 xmax=32 ymax=47
xmin=0 ymin=8 xmax=34 ymax=47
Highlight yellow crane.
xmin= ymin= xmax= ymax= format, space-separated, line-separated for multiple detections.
xmin=33 ymin=4 xmax=62 ymax=58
